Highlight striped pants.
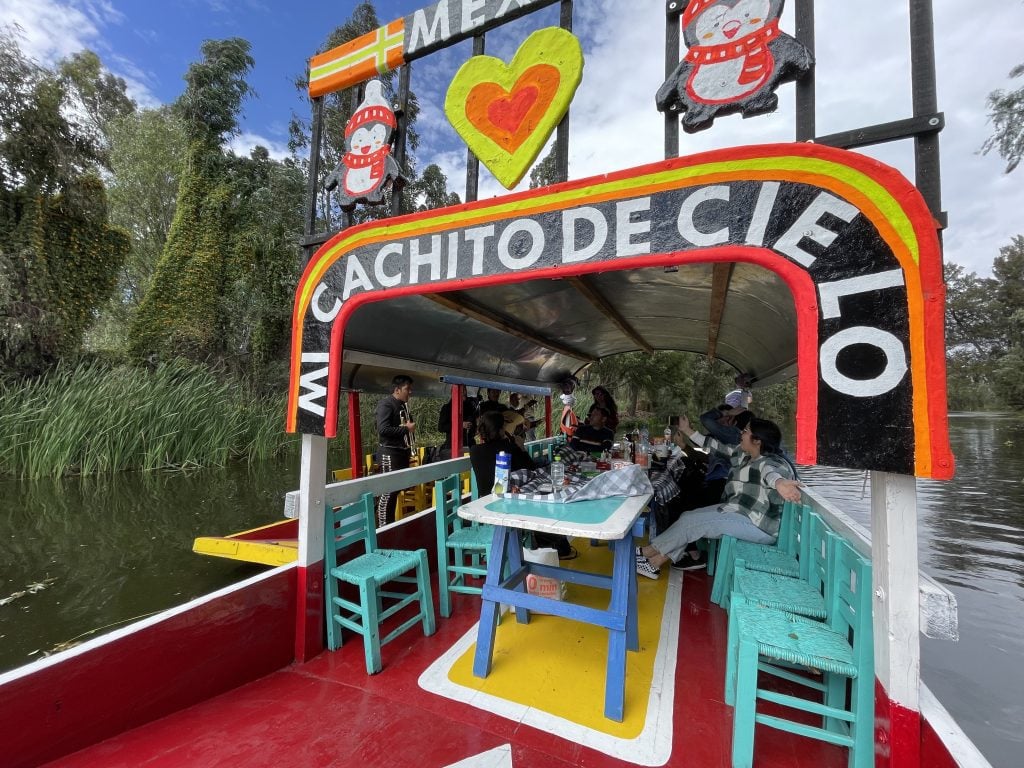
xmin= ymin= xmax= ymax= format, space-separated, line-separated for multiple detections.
xmin=375 ymin=447 xmax=410 ymax=527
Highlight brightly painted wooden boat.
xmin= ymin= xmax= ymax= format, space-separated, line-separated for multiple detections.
xmin=0 ymin=2 xmax=994 ymax=766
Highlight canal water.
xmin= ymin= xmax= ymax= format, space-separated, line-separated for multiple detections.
xmin=0 ymin=412 xmax=1020 ymax=766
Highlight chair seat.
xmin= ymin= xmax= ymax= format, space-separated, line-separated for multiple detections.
xmin=733 ymin=601 xmax=858 ymax=677
xmin=446 ymin=524 xmax=493 ymax=549
xmin=333 ymin=549 xmax=423 ymax=583
xmin=734 ymin=541 xmax=799 ymax=576
xmin=733 ymin=569 xmax=827 ymax=619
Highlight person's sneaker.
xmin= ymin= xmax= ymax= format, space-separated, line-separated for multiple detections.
xmin=636 ymin=554 xmax=661 ymax=580
xmin=671 ymin=552 xmax=708 ymax=571
xmin=635 ymin=546 xmax=645 ymax=558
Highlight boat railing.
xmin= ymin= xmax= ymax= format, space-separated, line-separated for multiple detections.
xmin=283 ymin=436 xmax=562 ymax=519
xmin=800 ymin=485 xmax=958 ymax=642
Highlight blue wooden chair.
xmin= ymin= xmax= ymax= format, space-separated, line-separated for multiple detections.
xmin=731 ymin=511 xmax=835 ymax=622
xmin=710 ymin=500 xmax=808 ymax=608
xmin=726 ymin=537 xmax=874 ymax=768
xmin=324 ymin=493 xmax=435 ymax=674
xmin=435 ymin=474 xmax=492 ymax=618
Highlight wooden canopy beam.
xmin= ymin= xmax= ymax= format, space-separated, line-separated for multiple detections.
xmin=706 ymin=263 xmax=734 ymax=361
xmin=565 ymin=276 xmax=654 ymax=354
xmin=424 ymin=292 xmax=597 ymax=363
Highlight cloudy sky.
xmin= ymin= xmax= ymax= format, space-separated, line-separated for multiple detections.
xmin=1 ymin=0 xmax=1021 ymax=276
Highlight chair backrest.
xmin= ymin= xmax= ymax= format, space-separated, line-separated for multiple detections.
xmin=332 ymin=468 xmax=353 ymax=482
xmin=324 ymin=493 xmax=377 ymax=565
xmin=435 ymin=474 xmax=463 ymax=536
xmin=827 ymin=537 xmax=874 ymax=668
xmin=775 ymin=501 xmax=800 ymax=555
xmin=804 ymin=511 xmax=835 ymax=597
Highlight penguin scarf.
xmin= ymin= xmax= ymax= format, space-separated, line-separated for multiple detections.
xmin=684 ymin=19 xmax=781 ymax=102
xmin=341 ymin=144 xmax=393 ymax=193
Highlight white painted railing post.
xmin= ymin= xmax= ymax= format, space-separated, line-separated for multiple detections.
xmin=871 ymin=470 xmax=922 ymax=766
xmin=295 ymin=433 xmax=328 ymax=662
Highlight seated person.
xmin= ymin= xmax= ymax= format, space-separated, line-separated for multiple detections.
xmin=589 ymin=386 xmax=620 ymax=432
xmin=698 ymin=404 xmax=754 ymax=508
xmin=470 ymin=411 xmax=575 ymax=559
xmin=635 ymin=416 xmax=801 ymax=578
xmin=508 ymin=392 xmax=539 ymax=442
xmin=569 ymin=406 xmax=615 ymax=453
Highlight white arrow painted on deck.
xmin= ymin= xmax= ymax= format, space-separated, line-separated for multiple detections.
xmin=443 ymin=744 xmax=513 ymax=768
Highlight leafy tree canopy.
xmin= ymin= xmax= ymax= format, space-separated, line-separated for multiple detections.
xmin=983 ymin=63 xmax=1024 ymax=173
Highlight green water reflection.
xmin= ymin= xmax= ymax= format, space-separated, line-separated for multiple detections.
xmin=0 ymin=459 xmax=294 ymax=668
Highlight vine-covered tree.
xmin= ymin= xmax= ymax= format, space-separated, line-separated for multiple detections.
xmin=983 ymin=63 xmax=1024 ymax=173
xmin=0 ymin=30 xmax=132 ymax=377
xmin=128 ymin=38 xmax=256 ymax=363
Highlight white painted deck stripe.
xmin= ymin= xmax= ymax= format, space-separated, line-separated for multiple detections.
xmin=418 ymin=570 xmax=682 ymax=766
xmin=442 ymin=744 xmax=513 ymax=768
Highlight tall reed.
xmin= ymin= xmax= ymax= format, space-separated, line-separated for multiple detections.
xmin=0 ymin=360 xmax=295 ymax=479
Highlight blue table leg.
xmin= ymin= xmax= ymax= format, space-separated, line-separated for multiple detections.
xmin=604 ymin=534 xmax=634 ymax=721
xmin=506 ymin=529 xmax=530 ymax=624
xmin=473 ymin=526 xmax=511 ymax=678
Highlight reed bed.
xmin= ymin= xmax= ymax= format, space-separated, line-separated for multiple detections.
xmin=0 ymin=361 xmax=295 ymax=479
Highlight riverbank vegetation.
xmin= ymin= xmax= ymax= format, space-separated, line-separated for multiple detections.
xmin=1 ymin=4 xmax=1022 ymax=479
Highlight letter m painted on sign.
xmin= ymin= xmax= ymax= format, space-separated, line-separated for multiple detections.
xmin=298 ymin=353 xmax=330 ymax=417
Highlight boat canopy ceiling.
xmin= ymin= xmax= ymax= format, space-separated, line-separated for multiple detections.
xmin=338 ymin=259 xmax=796 ymax=400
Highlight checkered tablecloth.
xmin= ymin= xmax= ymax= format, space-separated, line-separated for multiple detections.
xmin=506 ymin=463 xmax=653 ymax=504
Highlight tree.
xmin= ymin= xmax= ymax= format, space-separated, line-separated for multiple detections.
xmin=88 ymin=106 xmax=187 ymax=349
xmin=528 ymin=146 xmax=560 ymax=189
xmin=0 ymin=31 xmax=131 ymax=377
xmin=982 ymin=63 xmax=1024 ymax=173
xmin=128 ymin=38 xmax=256 ymax=363
xmin=408 ymin=163 xmax=461 ymax=211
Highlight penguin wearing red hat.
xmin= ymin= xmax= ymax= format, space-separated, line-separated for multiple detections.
xmin=656 ymin=0 xmax=812 ymax=133
xmin=325 ymin=79 xmax=407 ymax=209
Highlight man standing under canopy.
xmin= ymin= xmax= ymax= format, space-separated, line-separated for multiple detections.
xmin=376 ymin=375 xmax=415 ymax=527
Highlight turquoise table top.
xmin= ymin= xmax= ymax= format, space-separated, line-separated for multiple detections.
xmin=484 ymin=496 xmax=622 ymax=525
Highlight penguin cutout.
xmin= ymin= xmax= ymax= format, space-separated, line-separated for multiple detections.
xmin=325 ymin=79 xmax=408 ymax=209
xmin=656 ymin=0 xmax=813 ymax=134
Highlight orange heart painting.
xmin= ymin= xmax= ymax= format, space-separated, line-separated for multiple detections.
xmin=445 ymin=28 xmax=583 ymax=189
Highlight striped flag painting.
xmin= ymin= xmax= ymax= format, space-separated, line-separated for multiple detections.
xmin=309 ymin=20 xmax=405 ymax=98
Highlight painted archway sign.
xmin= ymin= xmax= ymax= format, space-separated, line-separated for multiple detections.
xmin=287 ymin=143 xmax=954 ymax=480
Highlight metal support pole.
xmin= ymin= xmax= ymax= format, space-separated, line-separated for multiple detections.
xmin=545 ymin=396 xmax=553 ymax=438
xmin=554 ymin=0 xmax=573 ymax=182
xmin=663 ymin=0 xmax=682 ymax=159
xmin=793 ymin=0 xmax=816 ymax=142
xmin=452 ymin=384 xmax=465 ymax=456
xmin=909 ymin=0 xmax=943 ymax=228
xmin=391 ymin=64 xmax=412 ymax=217
xmin=302 ymin=97 xmax=324 ymax=267
xmin=347 ymin=391 xmax=362 ymax=478
xmin=465 ymin=35 xmax=485 ymax=203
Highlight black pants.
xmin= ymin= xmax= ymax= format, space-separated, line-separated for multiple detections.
xmin=376 ymin=447 xmax=410 ymax=527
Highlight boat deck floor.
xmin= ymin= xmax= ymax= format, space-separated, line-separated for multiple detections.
xmin=46 ymin=543 xmax=848 ymax=768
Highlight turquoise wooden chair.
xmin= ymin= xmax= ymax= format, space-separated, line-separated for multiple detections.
xmin=731 ymin=511 xmax=835 ymax=622
xmin=710 ymin=500 xmax=808 ymax=608
xmin=324 ymin=493 xmax=435 ymax=674
xmin=726 ymin=537 xmax=874 ymax=768
xmin=435 ymin=474 xmax=492 ymax=618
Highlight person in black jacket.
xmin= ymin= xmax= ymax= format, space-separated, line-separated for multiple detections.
xmin=470 ymin=412 xmax=575 ymax=559
xmin=437 ymin=391 xmax=478 ymax=459
xmin=375 ymin=375 xmax=415 ymax=526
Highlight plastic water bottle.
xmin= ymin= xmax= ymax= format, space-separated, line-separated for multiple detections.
xmin=493 ymin=451 xmax=510 ymax=496
xmin=637 ymin=432 xmax=650 ymax=468
xmin=664 ymin=424 xmax=673 ymax=457
xmin=550 ymin=456 xmax=565 ymax=498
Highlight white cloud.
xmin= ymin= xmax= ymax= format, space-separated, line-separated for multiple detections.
xmin=0 ymin=0 xmax=160 ymax=108
xmin=227 ymin=131 xmax=291 ymax=162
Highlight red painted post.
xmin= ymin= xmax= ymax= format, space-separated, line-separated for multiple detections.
xmin=544 ymin=395 xmax=552 ymax=437
xmin=347 ymin=391 xmax=362 ymax=477
xmin=452 ymin=384 xmax=464 ymax=455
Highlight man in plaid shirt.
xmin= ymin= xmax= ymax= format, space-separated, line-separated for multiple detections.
xmin=636 ymin=416 xmax=802 ymax=578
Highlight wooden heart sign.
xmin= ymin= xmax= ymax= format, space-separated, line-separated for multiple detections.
xmin=445 ymin=27 xmax=584 ymax=189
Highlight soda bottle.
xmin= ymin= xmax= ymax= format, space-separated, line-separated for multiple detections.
xmin=493 ymin=451 xmax=510 ymax=496
xmin=550 ymin=456 xmax=565 ymax=498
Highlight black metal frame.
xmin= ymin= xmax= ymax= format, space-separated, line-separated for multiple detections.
xmin=663 ymin=0 xmax=945 ymax=228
